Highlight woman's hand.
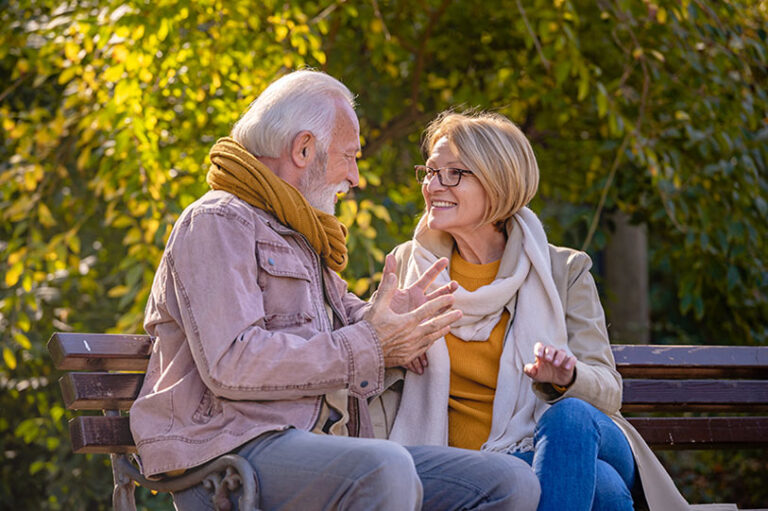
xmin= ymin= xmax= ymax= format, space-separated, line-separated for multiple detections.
xmin=523 ymin=342 xmax=576 ymax=388
xmin=403 ymin=353 xmax=428 ymax=375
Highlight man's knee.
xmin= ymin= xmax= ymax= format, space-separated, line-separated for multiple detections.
xmin=345 ymin=440 xmax=422 ymax=509
xmin=493 ymin=454 xmax=541 ymax=511
xmin=358 ymin=440 xmax=419 ymax=481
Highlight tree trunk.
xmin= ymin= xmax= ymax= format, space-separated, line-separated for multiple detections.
xmin=604 ymin=211 xmax=650 ymax=344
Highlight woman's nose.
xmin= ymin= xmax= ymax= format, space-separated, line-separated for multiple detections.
xmin=425 ymin=173 xmax=446 ymax=192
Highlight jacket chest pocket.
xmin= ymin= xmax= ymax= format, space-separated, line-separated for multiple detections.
xmin=256 ymin=242 xmax=317 ymax=329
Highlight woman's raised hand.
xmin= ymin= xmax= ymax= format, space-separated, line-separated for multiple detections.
xmin=523 ymin=342 xmax=576 ymax=388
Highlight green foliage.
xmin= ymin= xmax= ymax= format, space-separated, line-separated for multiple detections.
xmin=1 ymin=0 xmax=766 ymax=508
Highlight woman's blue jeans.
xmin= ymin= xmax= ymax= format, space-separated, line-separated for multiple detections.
xmin=512 ymin=398 xmax=636 ymax=511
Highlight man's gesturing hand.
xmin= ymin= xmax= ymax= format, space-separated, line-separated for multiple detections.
xmin=365 ymin=256 xmax=461 ymax=368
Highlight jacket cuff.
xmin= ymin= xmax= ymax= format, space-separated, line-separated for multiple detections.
xmin=532 ymin=362 xmax=586 ymax=403
xmin=333 ymin=321 xmax=384 ymax=399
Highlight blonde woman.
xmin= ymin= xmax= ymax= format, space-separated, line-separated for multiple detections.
xmin=377 ymin=111 xmax=708 ymax=511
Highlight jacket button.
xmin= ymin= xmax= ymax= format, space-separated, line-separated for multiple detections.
xmin=268 ymin=258 xmax=275 ymax=265
xmin=360 ymin=380 xmax=368 ymax=388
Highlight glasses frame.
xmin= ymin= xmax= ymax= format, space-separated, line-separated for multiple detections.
xmin=414 ymin=165 xmax=474 ymax=187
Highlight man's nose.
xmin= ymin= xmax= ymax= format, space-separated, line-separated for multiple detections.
xmin=348 ymin=160 xmax=360 ymax=188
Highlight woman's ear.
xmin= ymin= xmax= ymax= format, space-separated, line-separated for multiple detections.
xmin=291 ymin=131 xmax=316 ymax=169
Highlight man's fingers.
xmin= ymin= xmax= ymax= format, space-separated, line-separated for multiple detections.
xmin=424 ymin=281 xmax=458 ymax=301
xmin=383 ymin=253 xmax=396 ymax=275
xmin=411 ymin=257 xmax=449 ymax=291
xmin=414 ymin=309 xmax=461 ymax=340
xmin=375 ymin=269 xmax=398 ymax=302
xmin=409 ymin=294 xmax=456 ymax=324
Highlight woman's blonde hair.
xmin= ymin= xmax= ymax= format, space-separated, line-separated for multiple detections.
xmin=423 ymin=110 xmax=539 ymax=226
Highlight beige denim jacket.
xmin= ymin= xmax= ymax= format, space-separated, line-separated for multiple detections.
xmin=130 ymin=190 xmax=384 ymax=477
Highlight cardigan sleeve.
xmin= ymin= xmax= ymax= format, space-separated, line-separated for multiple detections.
xmin=532 ymin=249 xmax=623 ymax=415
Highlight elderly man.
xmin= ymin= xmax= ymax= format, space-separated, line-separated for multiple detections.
xmin=130 ymin=70 xmax=539 ymax=510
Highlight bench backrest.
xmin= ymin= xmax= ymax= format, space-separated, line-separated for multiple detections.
xmin=48 ymin=333 xmax=768 ymax=453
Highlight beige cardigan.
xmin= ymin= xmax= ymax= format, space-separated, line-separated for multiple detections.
xmin=369 ymin=240 xmax=736 ymax=511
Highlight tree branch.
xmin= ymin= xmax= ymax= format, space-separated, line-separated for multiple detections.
xmin=410 ymin=0 xmax=451 ymax=109
xmin=361 ymin=110 xmax=435 ymax=158
xmin=516 ymin=0 xmax=550 ymax=72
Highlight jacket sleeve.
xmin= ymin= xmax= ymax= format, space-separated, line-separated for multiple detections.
xmin=533 ymin=251 xmax=623 ymax=415
xmin=164 ymin=209 xmax=384 ymax=402
xmin=330 ymin=271 xmax=372 ymax=324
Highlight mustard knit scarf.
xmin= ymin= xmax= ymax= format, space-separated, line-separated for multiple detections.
xmin=206 ymin=137 xmax=348 ymax=272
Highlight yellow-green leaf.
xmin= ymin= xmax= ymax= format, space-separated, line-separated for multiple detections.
xmin=17 ymin=312 xmax=31 ymax=332
xmin=3 ymin=348 xmax=16 ymax=370
xmin=107 ymin=285 xmax=130 ymax=297
xmin=13 ymin=331 xmax=31 ymax=350
xmin=38 ymin=203 xmax=55 ymax=227
xmin=5 ymin=262 xmax=23 ymax=287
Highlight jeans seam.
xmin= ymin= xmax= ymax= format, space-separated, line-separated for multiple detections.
xmin=419 ymin=474 xmax=490 ymax=500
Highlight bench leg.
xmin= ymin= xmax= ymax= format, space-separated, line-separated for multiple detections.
xmin=111 ymin=453 xmax=137 ymax=511
xmin=112 ymin=453 xmax=259 ymax=510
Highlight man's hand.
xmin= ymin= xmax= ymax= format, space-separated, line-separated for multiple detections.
xmin=523 ymin=342 xmax=576 ymax=388
xmin=384 ymin=254 xmax=458 ymax=315
xmin=365 ymin=256 xmax=461 ymax=368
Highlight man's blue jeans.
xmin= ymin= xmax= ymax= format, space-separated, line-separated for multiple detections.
xmin=173 ymin=428 xmax=540 ymax=510
xmin=512 ymin=398 xmax=636 ymax=511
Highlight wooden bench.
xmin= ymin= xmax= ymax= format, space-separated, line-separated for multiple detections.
xmin=48 ymin=333 xmax=257 ymax=511
xmin=49 ymin=333 xmax=768 ymax=509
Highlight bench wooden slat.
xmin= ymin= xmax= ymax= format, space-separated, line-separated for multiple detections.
xmin=48 ymin=333 xmax=152 ymax=371
xmin=69 ymin=416 xmax=768 ymax=454
xmin=612 ymin=345 xmax=768 ymax=379
xmin=60 ymin=373 xmax=145 ymax=410
xmin=621 ymin=379 xmax=768 ymax=412
xmin=69 ymin=416 xmax=136 ymax=454
xmin=627 ymin=417 xmax=768 ymax=450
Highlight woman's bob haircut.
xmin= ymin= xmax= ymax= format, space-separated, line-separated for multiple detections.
xmin=422 ymin=110 xmax=540 ymax=227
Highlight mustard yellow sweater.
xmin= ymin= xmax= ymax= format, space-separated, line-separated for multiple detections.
xmin=446 ymin=250 xmax=509 ymax=450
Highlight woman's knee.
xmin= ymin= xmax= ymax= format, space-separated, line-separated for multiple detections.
xmin=536 ymin=398 xmax=597 ymax=438
xmin=542 ymin=398 xmax=594 ymax=423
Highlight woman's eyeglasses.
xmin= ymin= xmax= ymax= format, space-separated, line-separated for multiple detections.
xmin=414 ymin=165 xmax=474 ymax=187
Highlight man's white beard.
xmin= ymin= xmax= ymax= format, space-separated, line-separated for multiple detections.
xmin=300 ymin=151 xmax=346 ymax=215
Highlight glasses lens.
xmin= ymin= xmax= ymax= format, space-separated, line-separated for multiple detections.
xmin=442 ymin=169 xmax=462 ymax=186
xmin=415 ymin=166 xmax=428 ymax=184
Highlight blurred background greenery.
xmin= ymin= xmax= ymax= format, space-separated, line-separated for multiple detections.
xmin=1 ymin=0 xmax=766 ymax=508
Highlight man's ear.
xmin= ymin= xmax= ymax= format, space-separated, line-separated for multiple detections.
xmin=290 ymin=131 xmax=316 ymax=169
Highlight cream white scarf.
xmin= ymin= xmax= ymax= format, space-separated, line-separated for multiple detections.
xmin=389 ymin=207 xmax=571 ymax=453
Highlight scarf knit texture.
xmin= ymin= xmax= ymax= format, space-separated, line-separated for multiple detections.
xmin=389 ymin=207 xmax=572 ymax=453
xmin=206 ymin=137 xmax=348 ymax=272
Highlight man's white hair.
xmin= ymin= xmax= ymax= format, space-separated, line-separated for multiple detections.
xmin=231 ymin=70 xmax=356 ymax=158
